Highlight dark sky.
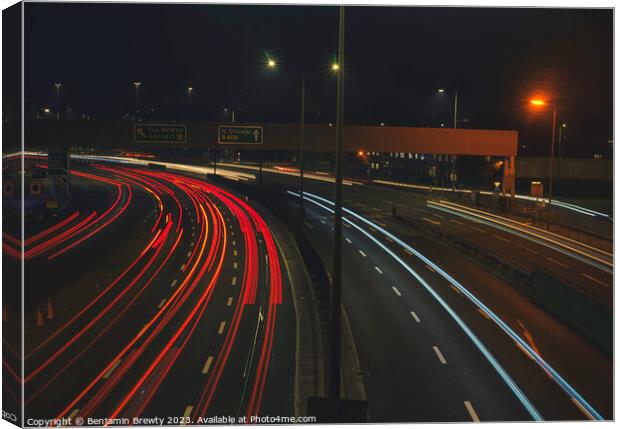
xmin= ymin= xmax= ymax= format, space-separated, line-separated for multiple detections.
xmin=24 ymin=3 xmax=613 ymax=157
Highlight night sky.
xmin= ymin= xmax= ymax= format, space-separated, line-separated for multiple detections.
xmin=23 ymin=3 xmax=613 ymax=158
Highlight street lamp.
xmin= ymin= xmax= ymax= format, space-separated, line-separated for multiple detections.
xmin=558 ymin=123 xmax=567 ymax=158
xmin=264 ymin=55 xmax=341 ymax=219
xmin=54 ymin=83 xmax=62 ymax=120
xmin=437 ymin=88 xmax=458 ymax=129
xmin=133 ymin=82 xmax=141 ymax=112
xmin=187 ymin=87 xmax=193 ymax=105
xmin=438 ymin=88 xmax=459 ymax=190
xmin=529 ymin=98 xmax=558 ymax=209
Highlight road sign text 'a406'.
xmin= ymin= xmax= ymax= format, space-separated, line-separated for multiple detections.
xmin=218 ymin=125 xmax=263 ymax=145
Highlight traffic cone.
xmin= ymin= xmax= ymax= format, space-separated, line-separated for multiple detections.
xmin=2 ymin=304 xmax=8 ymax=322
xmin=46 ymin=297 xmax=55 ymax=321
xmin=35 ymin=307 xmax=45 ymax=327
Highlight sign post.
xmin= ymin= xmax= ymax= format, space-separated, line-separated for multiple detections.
xmin=48 ymin=148 xmax=70 ymax=198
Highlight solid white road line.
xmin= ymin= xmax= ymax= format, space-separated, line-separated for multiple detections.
xmin=374 ymin=266 xmax=383 ymax=274
xmin=464 ymin=401 xmax=480 ymax=422
xmin=410 ymin=311 xmax=421 ymax=323
xmin=392 ymin=286 xmax=402 ymax=296
xmin=433 ymin=346 xmax=447 ymax=364
xmin=218 ymin=321 xmax=226 ymax=334
xmin=358 ymin=250 xmax=367 ymax=257
xmin=202 ymin=356 xmax=214 ymax=374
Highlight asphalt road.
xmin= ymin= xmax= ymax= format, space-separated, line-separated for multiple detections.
xmin=5 ymin=156 xmax=612 ymax=423
xmin=218 ymin=163 xmax=612 ymax=421
xmin=7 ymin=161 xmax=296 ymax=423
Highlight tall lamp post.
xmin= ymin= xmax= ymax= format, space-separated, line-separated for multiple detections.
xmin=330 ymin=5 xmax=345 ymax=408
xmin=187 ymin=87 xmax=193 ymax=105
xmin=133 ymin=82 xmax=141 ymax=113
xmin=438 ymin=88 xmax=459 ymax=190
xmin=530 ymin=99 xmax=557 ymax=209
xmin=264 ymin=57 xmax=340 ymax=219
xmin=54 ymin=83 xmax=62 ymax=120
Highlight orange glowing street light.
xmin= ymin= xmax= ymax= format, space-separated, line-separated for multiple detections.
xmin=528 ymin=97 xmax=558 ymax=209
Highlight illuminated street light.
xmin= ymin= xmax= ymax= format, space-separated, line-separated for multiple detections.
xmin=187 ymin=86 xmax=193 ymax=105
xmin=331 ymin=62 xmax=340 ymax=71
xmin=559 ymin=123 xmax=568 ymax=158
xmin=43 ymin=107 xmax=51 ymax=113
xmin=529 ymin=97 xmax=558 ymax=208
xmin=267 ymin=58 xmax=276 ymax=68
xmin=437 ymin=87 xmax=459 ymax=191
xmin=54 ymin=83 xmax=62 ymax=120
xmin=133 ymin=82 xmax=141 ymax=113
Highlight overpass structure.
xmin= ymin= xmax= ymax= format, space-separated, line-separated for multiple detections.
xmin=20 ymin=120 xmax=519 ymax=196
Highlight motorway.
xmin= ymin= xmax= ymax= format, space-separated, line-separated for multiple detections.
xmin=212 ymin=161 xmax=613 ymax=421
xmin=3 ymin=154 xmax=613 ymax=423
xmin=3 ymin=158 xmax=296 ymax=423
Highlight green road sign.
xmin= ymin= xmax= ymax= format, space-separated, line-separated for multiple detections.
xmin=134 ymin=124 xmax=187 ymax=144
xmin=218 ymin=125 xmax=263 ymax=145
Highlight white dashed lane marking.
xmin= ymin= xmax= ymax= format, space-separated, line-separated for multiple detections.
xmin=202 ymin=356 xmax=214 ymax=374
xmin=218 ymin=321 xmax=226 ymax=334
xmin=432 ymin=346 xmax=447 ymax=364
xmin=464 ymin=401 xmax=480 ymax=422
